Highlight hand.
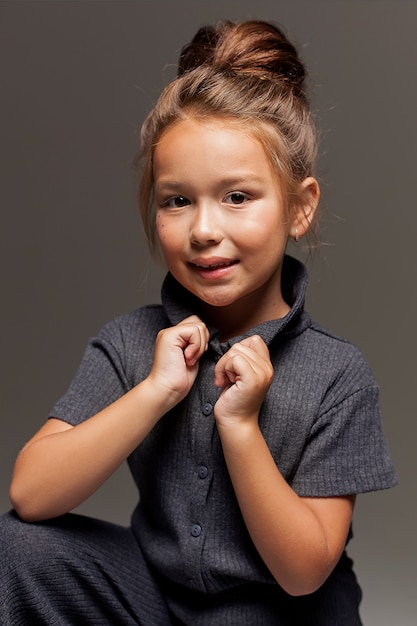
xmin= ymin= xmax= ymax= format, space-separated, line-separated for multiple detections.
xmin=148 ymin=315 xmax=209 ymax=406
xmin=214 ymin=335 xmax=273 ymax=426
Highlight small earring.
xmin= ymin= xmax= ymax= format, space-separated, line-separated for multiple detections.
xmin=294 ymin=228 xmax=299 ymax=243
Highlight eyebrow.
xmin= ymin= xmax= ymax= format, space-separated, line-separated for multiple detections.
xmin=154 ymin=174 xmax=265 ymax=190
xmin=154 ymin=180 xmax=182 ymax=190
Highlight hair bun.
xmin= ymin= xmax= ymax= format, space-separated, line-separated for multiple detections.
xmin=178 ymin=25 xmax=220 ymax=75
xmin=178 ymin=20 xmax=305 ymax=91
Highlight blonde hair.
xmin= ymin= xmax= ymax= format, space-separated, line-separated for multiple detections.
xmin=136 ymin=20 xmax=318 ymax=254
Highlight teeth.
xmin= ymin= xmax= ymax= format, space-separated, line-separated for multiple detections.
xmin=196 ymin=262 xmax=231 ymax=269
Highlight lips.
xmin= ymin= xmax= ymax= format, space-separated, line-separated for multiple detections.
xmin=189 ymin=258 xmax=239 ymax=278
xmin=190 ymin=256 xmax=238 ymax=268
xmin=193 ymin=260 xmax=236 ymax=270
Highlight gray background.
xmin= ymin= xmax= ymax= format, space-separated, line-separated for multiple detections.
xmin=1 ymin=1 xmax=415 ymax=624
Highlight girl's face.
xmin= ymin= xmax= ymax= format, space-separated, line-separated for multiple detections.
xmin=153 ymin=117 xmax=316 ymax=333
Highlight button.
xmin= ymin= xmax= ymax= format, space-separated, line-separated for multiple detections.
xmin=198 ymin=465 xmax=208 ymax=479
xmin=202 ymin=402 xmax=213 ymax=416
xmin=191 ymin=524 xmax=202 ymax=537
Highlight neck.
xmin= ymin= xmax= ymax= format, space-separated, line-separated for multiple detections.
xmin=200 ymin=296 xmax=291 ymax=342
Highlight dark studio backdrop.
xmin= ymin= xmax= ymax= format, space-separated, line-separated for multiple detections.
xmin=1 ymin=1 xmax=415 ymax=624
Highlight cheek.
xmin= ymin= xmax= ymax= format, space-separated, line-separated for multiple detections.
xmin=155 ymin=217 xmax=181 ymax=257
xmin=156 ymin=214 xmax=167 ymax=243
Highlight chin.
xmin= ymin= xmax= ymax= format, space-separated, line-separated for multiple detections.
xmin=198 ymin=293 xmax=238 ymax=309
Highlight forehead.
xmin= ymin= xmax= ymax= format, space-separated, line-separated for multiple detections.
xmin=153 ymin=117 xmax=274 ymax=176
xmin=158 ymin=116 xmax=265 ymax=145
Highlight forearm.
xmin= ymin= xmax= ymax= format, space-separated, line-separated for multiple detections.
xmin=11 ymin=316 xmax=210 ymax=522
xmin=10 ymin=379 xmax=173 ymax=521
xmin=217 ymin=421 xmax=344 ymax=596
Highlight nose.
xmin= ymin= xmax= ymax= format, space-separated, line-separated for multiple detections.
xmin=190 ymin=202 xmax=222 ymax=245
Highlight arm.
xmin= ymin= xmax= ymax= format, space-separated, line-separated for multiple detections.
xmin=214 ymin=335 xmax=355 ymax=596
xmin=10 ymin=316 xmax=209 ymax=522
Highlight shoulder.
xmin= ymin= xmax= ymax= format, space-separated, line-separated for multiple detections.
xmin=303 ymin=320 xmax=378 ymax=406
xmin=49 ymin=304 xmax=170 ymax=423
xmin=274 ymin=317 xmax=378 ymax=408
xmin=97 ymin=304 xmax=169 ymax=346
xmin=307 ymin=320 xmax=373 ymax=373
xmin=87 ymin=304 xmax=170 ymax=385
xmin=283 ymin=315 xmax=373 ymax=370
xmin=307 ymin=319 xmax=372 ymax=362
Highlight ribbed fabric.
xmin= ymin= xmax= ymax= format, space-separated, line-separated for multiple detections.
xmin=0 ymin=510 xmax=172 ymax=625
xmin=4 ymin=254 xmax=395 ymax=624
xmin=161 ymin=550 xmax=363 ymax=625
xmin=0 ymin=512 xmax=363 ymax=626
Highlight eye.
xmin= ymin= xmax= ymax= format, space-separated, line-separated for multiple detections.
xmin=224 ymin=191 xmax=249 ymax=205
xmin=162 ymin=195 xmax=191 ymax=208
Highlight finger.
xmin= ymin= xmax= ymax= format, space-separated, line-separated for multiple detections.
xmin=214 ymin=341 xmax=272 ymax=387
xmin=237 ymin=334 xmax=270 ymax=359
xmin=214 ymin=351 xmax=259 ymax=388
xmin=217 ymin=341 xmax=266 ymax=371
xmin=178 ymin=321 xmax=209 ymax=366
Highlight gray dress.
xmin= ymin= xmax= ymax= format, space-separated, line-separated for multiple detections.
xmin=0 ymin=256 xmax=397 ymax=625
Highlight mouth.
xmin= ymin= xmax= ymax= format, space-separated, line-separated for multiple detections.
xmin=192 ymin=260 xmax=238 ymax=270
xmin=188 ymin=258 xmax=239 ymax=279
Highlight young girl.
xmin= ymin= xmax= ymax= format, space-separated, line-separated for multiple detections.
xmin=1 ymin=19 xmax=396 ymax=625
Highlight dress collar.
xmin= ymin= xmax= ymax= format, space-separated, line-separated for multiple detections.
xmin=161 ymin=255 xmax=311 ymax=351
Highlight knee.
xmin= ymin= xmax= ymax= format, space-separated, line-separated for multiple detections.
xmin=1 ymin=509 xmax=31 ymax=545
xmin=0 ymin=510 xmax=67 ymax=573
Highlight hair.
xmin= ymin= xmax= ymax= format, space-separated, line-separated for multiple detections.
xmin=136 ymin=19 xmax=318 ymax=255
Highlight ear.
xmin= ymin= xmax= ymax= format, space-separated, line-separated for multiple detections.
xmin=290 ymin=177 xmax=320 ymax=240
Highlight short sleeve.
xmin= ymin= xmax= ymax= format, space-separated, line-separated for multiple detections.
xmin=290 ymin=381 xmax=398 ymax=496
xmin=49 ymin=323 xmax=131 ymax=425
xmin=49 ymin=306 xmax=168 ymax=426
